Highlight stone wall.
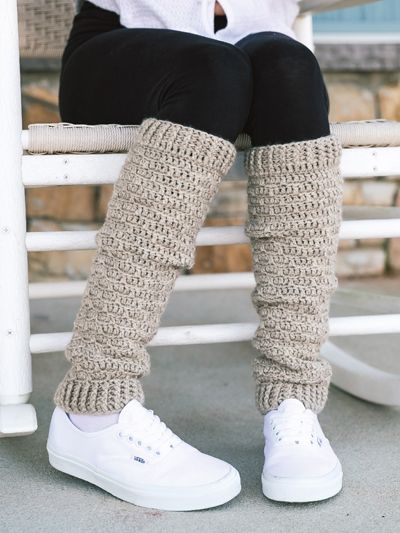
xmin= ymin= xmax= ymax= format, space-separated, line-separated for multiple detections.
xmin=22 ymin=57 xmax=400 ymax=281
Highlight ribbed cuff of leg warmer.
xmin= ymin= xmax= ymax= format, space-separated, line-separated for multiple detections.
xmin=98 ymin=117 xmax=238 ymax=270
xmin=138 ymin=117 xmax=237 ymax=175
xmin=54 ymin=371 xmax=145 ymax=414
xmin=244 ymin=134 xmax=342 ymax=176
xmin=244 ymin=134 xmax=343 ymax=238
xmin=256 ymin=378 xmax=331 ymax=415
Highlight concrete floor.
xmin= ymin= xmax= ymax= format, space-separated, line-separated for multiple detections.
xmin=1 ymin=278 xmax=400 ymax=533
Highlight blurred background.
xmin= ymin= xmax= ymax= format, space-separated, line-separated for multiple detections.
xmin=19 ymin=0 xmax=400 ymax=282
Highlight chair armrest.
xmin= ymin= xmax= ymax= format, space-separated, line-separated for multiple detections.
xmin=300 ymin=0 xmax=379 ymax=14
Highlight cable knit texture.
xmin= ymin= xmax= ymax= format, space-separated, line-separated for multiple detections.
xmin=54 ymin=117 xmax=236 ymax=414
xmin=244 ymin=135 xmax=344 ymax=414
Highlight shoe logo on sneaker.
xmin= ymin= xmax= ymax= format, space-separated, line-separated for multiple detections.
xmin=133 ymin=456 xmax=146 ymax=464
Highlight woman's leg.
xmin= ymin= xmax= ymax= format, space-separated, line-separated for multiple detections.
xmin=48 ymin=13 xmax=251 ymax=511
xmin=60 ymin=9 xmax=252 ymax=142
xmin=56 ymin=19 xmax=253 ymax=415
xmin=236 ymin=31 xmax=330 ymax=146
xmin=235 ymin=32 xmax=344 ymax=502
xmin=235 ymin=31 xmax=341 ymax=414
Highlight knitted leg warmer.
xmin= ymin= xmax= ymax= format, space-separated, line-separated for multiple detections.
xmin=54 ymin=118 xmax=236 ymax=414
xmin=244 ymin=135 xmax=343 ymax=414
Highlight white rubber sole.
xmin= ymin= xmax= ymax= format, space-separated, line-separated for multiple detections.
xmin=47 ymin=447 xmax=241 ymax=511
xmin=262 ymin=462 xmax=343 ymax=503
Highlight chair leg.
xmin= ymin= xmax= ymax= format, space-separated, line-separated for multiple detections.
xmin=0 ymin=0 xmax=37 ymax=437
xmin=322 ymin=340 xmax=400 ymax=406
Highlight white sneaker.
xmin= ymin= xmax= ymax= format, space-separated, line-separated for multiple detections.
xmin=47 ymin=399 xmax=241 ymax=511
xmin=262 ymin=398 xmax=343 ymax=503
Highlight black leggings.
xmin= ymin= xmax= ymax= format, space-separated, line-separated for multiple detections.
xmin=59 ymin=1 xmax=330 ymax=146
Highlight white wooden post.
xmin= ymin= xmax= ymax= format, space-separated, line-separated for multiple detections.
xmin=0 ymin=0 xmax=37 ymax=436
xmin=293 ymin=13 xmax=315 ymax=51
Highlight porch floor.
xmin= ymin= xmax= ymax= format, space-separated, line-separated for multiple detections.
xmin=1 ymin=276 xmax=399 ymax=532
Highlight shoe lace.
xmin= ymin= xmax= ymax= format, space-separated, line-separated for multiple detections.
xmin=269 ymin=411 xmax=320 ymax=446
xmin=118 ymin=410 xmax=182 ymax=457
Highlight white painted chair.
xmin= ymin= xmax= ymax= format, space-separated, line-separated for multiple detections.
xmin=1 ymin=0 xmax=399 ymax=437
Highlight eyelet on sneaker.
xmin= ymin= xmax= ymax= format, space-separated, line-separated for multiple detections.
xmin=128 ymin=436 xmax=134 ymax=442
xmin=156 ymin=451 xmax=161 ymax=456
xmin=137 ymin=440 xmax=142 ymax=446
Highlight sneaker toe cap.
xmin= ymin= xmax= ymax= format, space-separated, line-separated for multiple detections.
xmin=266 ymin=452 xmax=339 ymax=479
xmin=159 ymin=450 xmax=236 ymax=488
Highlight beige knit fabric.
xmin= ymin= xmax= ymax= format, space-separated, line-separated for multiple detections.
xmin=244 ymin=134 xmax=344 ymax=414
xmin=54 ymin=117 xmax=237 ymax=414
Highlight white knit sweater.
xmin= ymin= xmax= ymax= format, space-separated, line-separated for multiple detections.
xmin=86 ymin=1 xmax=301 ymax=44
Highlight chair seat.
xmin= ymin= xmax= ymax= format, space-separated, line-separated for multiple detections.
xmin=24 ymin=119 xmax=400 ymax=155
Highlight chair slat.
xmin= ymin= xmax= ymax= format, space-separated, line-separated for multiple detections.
xmin=25 ymin=216 xmax=400 ymax=252
xmin=20 ymin=146 xmax=400 ymax=187
xmin=29 ymin=314 xmax=400 ymax=354
xmin=28 ymin=272 xmax=256 ymax=300
xmin=300 ymin=0 xmax=378 ymax=14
